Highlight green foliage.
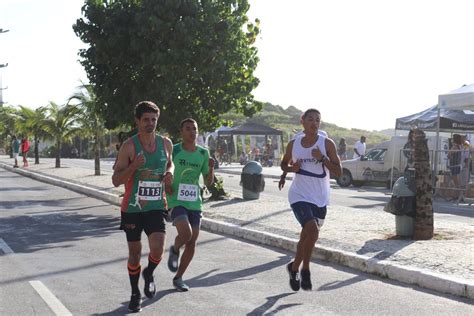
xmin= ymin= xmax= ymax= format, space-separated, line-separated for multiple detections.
xmin=204 ymin=175 xmax=229 ymax=200
xmin=69 ymin=83 xmax=105 ymax=175
xmin=0 ymin=105 xmax=18 ymax=138
xmin=74 ymin=0 xmax=261 ymax=138
xmin=43 ymin=102 xmax=82 ymax=167
xmin=69 ymin=83 xmax=104 ymax=138
xmin=14 ymin=106 xmax=49 ymax=139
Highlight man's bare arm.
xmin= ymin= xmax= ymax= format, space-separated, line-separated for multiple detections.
xmin=112 ymin=140 xmax=143 ymax=187
xmin=280 ymin=140 xmax=300 ymax=173
xmin=323 ymin=138 xmax=342 ymax=177
xmin=162 ymin=137 xmax=174 ymax=187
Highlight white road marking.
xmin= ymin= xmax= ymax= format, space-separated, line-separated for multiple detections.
xmin=29 ymin=281 xmax=72 ymax=316
xmin=0 ymin=238 xmax=14 ymax=254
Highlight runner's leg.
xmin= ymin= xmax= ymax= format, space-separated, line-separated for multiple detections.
xmin=175 ymin=227 xmax=200 ymax=279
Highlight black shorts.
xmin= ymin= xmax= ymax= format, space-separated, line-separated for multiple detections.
xmin=120 ymin=210 xmax=166 ymax=242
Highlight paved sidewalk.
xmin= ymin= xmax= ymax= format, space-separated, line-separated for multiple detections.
xmin=0 ymin=156 xmax=473 ymax=299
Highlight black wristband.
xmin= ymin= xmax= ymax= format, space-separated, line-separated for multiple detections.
xmin=318 ymin=156 xmax=327 ymax=163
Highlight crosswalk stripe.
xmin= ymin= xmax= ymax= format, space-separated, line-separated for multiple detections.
xmin=0 ymin=238 xmax=13 ymax=254
xmin=29 ymin=280 xmax=72 ymax=316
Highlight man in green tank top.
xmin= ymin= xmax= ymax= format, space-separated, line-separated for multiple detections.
xmin=112 ymin=101 xmax=174 ymax=312
xmin=166 ymin=118 xmax=214 ymax=291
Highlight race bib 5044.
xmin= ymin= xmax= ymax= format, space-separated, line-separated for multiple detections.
xmin=177 ymin=183 xmax=198 ymax=202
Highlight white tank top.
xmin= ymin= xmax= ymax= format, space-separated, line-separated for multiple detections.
xmin=288 ymin=134 xmax=330 ymax=207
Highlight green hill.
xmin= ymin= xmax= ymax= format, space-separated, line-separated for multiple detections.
xmin=221 ymin=102 xmax=390 ymax=149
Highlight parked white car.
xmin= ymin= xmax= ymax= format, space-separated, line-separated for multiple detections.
xmin=336 ymin=136 xmax=448 ymax=188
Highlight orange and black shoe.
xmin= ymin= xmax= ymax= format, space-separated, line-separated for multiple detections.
xmin=142 ymin=267 xmax=156 ymax=299
xmin=128 ymin=293 xmax=142 ymax=313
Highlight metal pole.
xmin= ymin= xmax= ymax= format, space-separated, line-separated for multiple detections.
xmin=433 ymin=106 xmax=441 ymax=188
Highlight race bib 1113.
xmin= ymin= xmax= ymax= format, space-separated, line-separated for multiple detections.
xmin=138 ymin=181 xmax=162 ymax=201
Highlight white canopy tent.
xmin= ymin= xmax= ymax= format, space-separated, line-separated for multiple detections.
xmin=434 ymin=84 xmax=474 ymax=183
xmin=438 ymin=84 xmax=474 ymax=110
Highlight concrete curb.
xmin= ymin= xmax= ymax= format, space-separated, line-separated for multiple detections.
xmin=1 ymin=162 xmax=473 ymax=299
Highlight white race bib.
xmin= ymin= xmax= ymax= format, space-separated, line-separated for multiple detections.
xmin=177 ymin=183 xmax=198 ymax=202
xmin=138 ymin=181 xmax=162 ymax=201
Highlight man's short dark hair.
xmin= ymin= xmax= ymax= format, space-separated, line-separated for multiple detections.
xmin=180 ymin=118 xmax=197 ymax=129
xmin=302 ymin=108 xmax=320 ymax=119
xmin=134 ymin=101 xmax=160 ymax=119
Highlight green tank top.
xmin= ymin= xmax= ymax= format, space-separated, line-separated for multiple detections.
xmin=121 ymin=134 xmax=168 ymax=213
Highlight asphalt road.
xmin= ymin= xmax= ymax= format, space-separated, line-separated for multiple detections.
xmin=0 ymin=169 xmax=472 ymax=315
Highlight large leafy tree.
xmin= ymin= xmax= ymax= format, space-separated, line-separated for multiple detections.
xmin=14 ymin=105 xmax=50 ymax=164
xmin=69 ymin=83 xmax=104 ymax=175
xmin=73 ymin=0 xmax=261 ymax=138
xmin=43 ymin=102 xmax=82 ymax=168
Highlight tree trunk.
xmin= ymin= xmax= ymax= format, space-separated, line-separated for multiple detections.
xmin=94 ymin=131 xmax=100 ymax=176
xmin=34 ymin=135 xmax=39 ymax=164
xmin=413 ymin=129 xmax=434 ymax=240
xmin=55 ymin=139 xmax=61 ymax=168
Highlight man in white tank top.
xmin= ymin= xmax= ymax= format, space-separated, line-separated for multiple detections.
xmin=280 ymin=109 xmax=342 ymax=291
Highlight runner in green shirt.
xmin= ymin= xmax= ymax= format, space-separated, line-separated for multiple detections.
xmin=167 ymin=118 xmax=214 ymax=291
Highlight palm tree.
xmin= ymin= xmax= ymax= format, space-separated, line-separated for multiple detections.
xmin=0 ymin=105 xmax=19 ymax=157
xmin=69 ymin=83 xmax=104 ymax=175
xmin=15 ymin=105 xmax=50 ymax=164
xmin=43 ymin=102 xmax=81 ymax=168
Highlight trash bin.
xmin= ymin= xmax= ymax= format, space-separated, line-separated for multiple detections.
xmin=240 ymin=161 xmax=265 ymax=200
xmin=383 ymin=170 xmax=416 ymax=237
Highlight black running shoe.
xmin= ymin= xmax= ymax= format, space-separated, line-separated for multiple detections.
xmin=286 ymin=262 xmax=300 ymax=291
xmin=128 ymin=293 xmax=142 ymax=313
xmin=168 ymin=246 xmax=179 ymax=272
xmin=173 ymin=277 xmax=190 ymax=292
xmin=142 ymin=267 xmax=156 ymax=299
xmin=300 ymin=269 xmax=312 ymax=291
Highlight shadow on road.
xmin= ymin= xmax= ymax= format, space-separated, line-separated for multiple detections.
xmin=318 ymin=275 xmax=367 ymax=291
xmin=0 ymin=186 xmax=50 ymax=192
xmin=247 ymin=293 xmax=299 ymax=315
xmin=0 ymin=256 xmax=127 ymax=286
xmin=207 ymin=197 xmax=255 ymax=208
xmin=0 ymin=209 xmax=120 ymax=254
xmin=186 ymin=255 xmax=290 ymax=288
xmin=356 ymin=238 xmax=414 ymax=261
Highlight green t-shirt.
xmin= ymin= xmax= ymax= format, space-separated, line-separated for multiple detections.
xmin=12 ymin=139 xmax=20 ymax=153
xmin=168 ymin=143 xmax=210 ymax=211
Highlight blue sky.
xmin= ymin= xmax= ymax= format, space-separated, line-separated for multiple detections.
xmin=1 ymin=0 xmax=473 ymax=131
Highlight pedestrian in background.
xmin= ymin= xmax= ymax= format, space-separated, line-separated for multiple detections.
xmin=448 ymin=134 xmax=463 ymax=202
xmin=21 ymin=137 xmax=30 ymax=167
xmin=458 ymin=135 xmax=472 ymax=203
xmin=353 ymin=136 xmax=366 ymax=159
xmin=337 ymin=138 xmax=347 ymax=160
xmin=11 ymin=135 xmax=20 ymax=168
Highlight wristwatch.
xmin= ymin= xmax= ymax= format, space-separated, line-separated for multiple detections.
xmin=318 ymin=156 xmax=327 ymax=163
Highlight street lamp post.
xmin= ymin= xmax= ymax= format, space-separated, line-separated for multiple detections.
xmin=1 ymin=28 xmax=9 ymax=105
